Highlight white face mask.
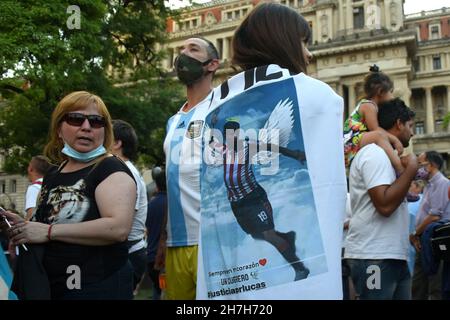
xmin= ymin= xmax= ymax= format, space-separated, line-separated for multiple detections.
xmin=61 ymin=143 xmax=106 ymax=162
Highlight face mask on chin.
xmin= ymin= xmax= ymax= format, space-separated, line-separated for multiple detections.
xmin=174 ymin=53 xmax=212 ymax=86
xmin=62 ymin=143 xmax=106 ymax=163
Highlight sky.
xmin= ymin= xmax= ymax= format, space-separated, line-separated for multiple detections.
xmin=167 ymin=0 xmax=449 ymax=13
xmin=404 ymin=0 xmax=449 ymax=14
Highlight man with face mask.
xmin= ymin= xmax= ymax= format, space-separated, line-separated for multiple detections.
xmin=411 ymin=151 xmax=450 ymax=300
xmin=155 ymin=37 xmax=219 ymax=300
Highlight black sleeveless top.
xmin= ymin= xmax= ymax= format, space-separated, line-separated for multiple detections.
xmin=33 ymin=156 xmax=135 ymax=296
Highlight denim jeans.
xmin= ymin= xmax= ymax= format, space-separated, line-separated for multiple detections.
xmin=346 ymin=258 xmax=411 ymax=300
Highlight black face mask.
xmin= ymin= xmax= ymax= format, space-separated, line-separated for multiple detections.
xmin=174 ymin=53 xmax=212 ymax=86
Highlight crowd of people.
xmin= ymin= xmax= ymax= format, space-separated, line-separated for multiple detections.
xmin=1 ymin=2 xmax=450 ymax=300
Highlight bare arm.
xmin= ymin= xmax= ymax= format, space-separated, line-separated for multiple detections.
xmin=410 ymin=214 xmax=441 ymax=252
xmin=359 ymin=102 xmax=379 ymax=131
xmin=10 ymin=171 xmax=136 ymax=246
xmin=367 ymin=154 xmax=418 ymax=217
xmin=154 ymin=200 xmax=168 ymax=270
xmin=25 ymin=208 xmax=33 ymax=221
xmin=415 ymin=214 xmax=441 ymax=236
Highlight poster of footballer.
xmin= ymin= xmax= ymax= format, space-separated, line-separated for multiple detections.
xmin=197 ymin=67 xmax=345 ymax=300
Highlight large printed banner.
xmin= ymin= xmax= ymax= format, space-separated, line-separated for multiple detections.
xmin=197 ymin=65 xmax=347 ymax=300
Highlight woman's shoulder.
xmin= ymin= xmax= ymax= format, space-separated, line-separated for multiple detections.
xmin=97 ymin=155 xmax=131 ymax=173
xmin=91 ymin=156 xmax=134 ymax=182
xmin=296 ymin=73 xmax=340 ymax=98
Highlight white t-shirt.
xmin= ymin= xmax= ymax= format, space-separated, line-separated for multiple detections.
xmin=344 ymin=144 xmax=409 ymax=261
xmin=24 ymin=178 xmax=43 ymax=211
xmin=342 ymin=192 xmax=352 ymax=249
xmin=125 ymin=161 xmax=148 ymax=244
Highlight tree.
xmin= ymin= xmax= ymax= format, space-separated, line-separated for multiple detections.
xmin=0 ymin=0 xmax=183 ymax=173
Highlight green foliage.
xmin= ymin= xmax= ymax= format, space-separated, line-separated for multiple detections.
xmin=0 ymin=0 xmax=183 ymax=174
xmin=444 ymin=112 xmax=450 ymax=129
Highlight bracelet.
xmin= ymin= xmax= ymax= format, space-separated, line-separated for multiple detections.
xmin=47 ymin=224 xmax=54 ymax=241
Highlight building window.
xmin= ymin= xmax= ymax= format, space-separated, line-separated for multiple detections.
xmin=353 ymin=7 xmax=365 ymax=29
xmin=430 ymin=25 xmax=440 ymax=40
xmin=10 ymin=180 xmax=16 ymax=193
xmin=280 ymin=0 xmax=296 ymax=7
xmin=0 ymin=180 xmax=5 ymax=194
xmin=167 ymin=48 xmax=174 ymax=68
xmin=433 ymin=55 xmax=442 ymax=70
xmin=435 ymin=119 xmax=444 ymax=132
xmin=415 ymin=122 xmax=425 ymax=135
xmin=242 ymin=8 xmax=248 ymax=16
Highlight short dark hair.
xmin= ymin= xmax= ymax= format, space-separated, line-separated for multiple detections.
xmin=30 ymin=155 xmax=52 ymax=176
xmin=112 ymin=119 xmax=138 ymax=160
xmin=425 ymin=151 xmax=444 ymax=170
xmin=363 ymin=65 xmax=393 ymax=99
xmin=232 ymin=2 xmax=311 ymax=74
xmin=377 ymin=98 xmax=415 ymax=130
xmin=195 ymin=37 xmax=219 ymax=60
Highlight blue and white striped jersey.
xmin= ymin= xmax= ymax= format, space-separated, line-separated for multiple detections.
xmin=163 ymin=93 xmax=212 ymax=247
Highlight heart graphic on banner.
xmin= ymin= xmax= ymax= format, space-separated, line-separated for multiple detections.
xmin=259 ymin=258 xmax=267 ymax=266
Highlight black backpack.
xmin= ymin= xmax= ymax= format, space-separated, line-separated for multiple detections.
xmin=431 ymin=221 xmax=450 ymax=262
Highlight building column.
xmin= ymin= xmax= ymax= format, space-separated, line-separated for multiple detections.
xmin=346 ymin=0 xmax=353 ymax=31
xmin=385 ymin=0 xmax=391 ymax=30
xmin=336 ymin=83 xmax=344 ymax=98
xmin=402 ymin=89 xmax=412 ymax=108
xmin=425 ymin=86 xmax=434 ymax=134
xmin=223 ymin=37 xmax=229 ymax=61
xmin=446 ymin=52 xmax=450 ymax=70
xmin=424 ymin=55 xmax=429 ymax=72
xmin=348 ymin=83 xmax=356 ymax=114
xmin=338 ymin=0 xmax=344 ymax=30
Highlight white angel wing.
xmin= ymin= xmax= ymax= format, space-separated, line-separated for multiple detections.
xmin=252 ymin=98 xmax=295 ymax=164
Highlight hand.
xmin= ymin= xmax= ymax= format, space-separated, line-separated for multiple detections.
xmin=1 ymin=210 xmax=24 ymax=237
xmin=400 ymin=154 xmax=418 ymax=172
xmin=154 ymin=239 xmax=166 ymax=271
xmin=297 ymin=151 xmax=306 ymax=164
xmin=293 ymin=150 xmax=306 ymax=164
xmin=9 ymin=221 xmax=50 ymax=245
xmin=409 ymin=234 xmax=421 ymax=252
xmin=1 ymin=210 xmax=25 ymax=227
xmin=392 ymin=139 xmax=404 ymax=157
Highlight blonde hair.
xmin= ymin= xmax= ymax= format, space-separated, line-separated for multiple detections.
xmin=44 ymin=91 xmax=113 ymax=164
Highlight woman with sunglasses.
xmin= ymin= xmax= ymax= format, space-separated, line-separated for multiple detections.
xmin=2 ymin=91 xmax=137 ymax=299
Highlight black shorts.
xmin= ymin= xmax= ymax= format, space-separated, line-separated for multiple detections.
xmin=230 ymin=186 xmax=274 ymax=235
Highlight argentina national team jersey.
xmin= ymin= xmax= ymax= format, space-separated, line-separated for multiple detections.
xmin=163 ymin=93 xmax=212 ymax=247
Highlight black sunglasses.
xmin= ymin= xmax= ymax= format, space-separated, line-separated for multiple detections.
xmin=62 ymin=112 xmax=106 ymax=129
